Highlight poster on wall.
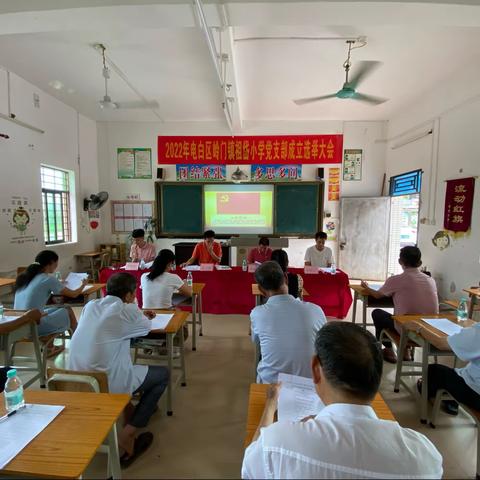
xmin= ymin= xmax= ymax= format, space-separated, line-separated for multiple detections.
xmin=88 ymin=210 xmax=100 ymax=230
xmin=324 ymin=217 xmax=338 ymax=241
xmin=444 ymin=177 xmax=475 ymax=233
xmin=158 ymin=135 xmax=343 ymax=164
xmin=2 ymin=195 xmax=41 ymax=245
xmin=111 ymin=200 xmax=154 ymax=233
xmin=343 ymin=149 xmax=362 ymax=181
xmin=328 ymin=168 xmax=340 ymax=201
xmin=251 ymin=164 xmax=302 ymax=182
xmin=176 ymin=164 xmax=226 ymax=182
xmin=117 ymin=148 xmax=152 ymax=179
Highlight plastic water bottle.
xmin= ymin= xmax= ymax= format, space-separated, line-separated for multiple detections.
xmin=55 ymin=271 xmax=62 ymax=282
xmin=139 ymin=258 xmax=146 ymax=270
xmin=187 ymin=272 xmax=193 ymax=287
xmin=4 ymin=369 xmax=25 ymax=413
xmin=331 ymin=262 xmax=337 ymax=274
xmin=0 ymin=302 xmax=3 ymax=318
xmin=171 ymin=261 xmax=176 ymax=271
xmin=242 ymin=259 xmax=247 ymax=272
xmin=457 ymin=297 xmax=468 ymax=323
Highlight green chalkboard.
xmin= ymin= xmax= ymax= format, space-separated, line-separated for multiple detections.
xmin=275 ymin=183 xmax=321 ymax=235
xmin=156 ymin=183 xmax=203 ymax=235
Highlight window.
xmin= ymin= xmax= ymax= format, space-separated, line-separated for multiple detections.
xmin=389 ymin=169 xmax=422 ymax=197
xmin=41 ymin=165 xmax=73 ymax=244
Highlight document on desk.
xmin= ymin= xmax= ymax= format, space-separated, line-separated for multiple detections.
xmin=277 ymin=373 xmax=324 ymax=422
xmin=0 ymin=404 xmax=64 ymax=469
xmin=0 ymin=315 xmax=21 ymax=324
xmin=64 ymin=272 xmax=88 ymax=290
xmin=149 ymin=314 xmax=174 ymax=331
xmin=422 ymin=318 xmax=463 ymax=336
xmin=183 ymin=265 xmax=201 ymax=271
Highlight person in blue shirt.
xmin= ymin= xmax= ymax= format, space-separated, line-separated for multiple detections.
xmin=14 ymin=250 xmax=87 ymax=340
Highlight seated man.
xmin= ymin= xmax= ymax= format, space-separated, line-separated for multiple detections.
xmin=304 ymin=231 xmax=333 ymax=267
xmin=242 ymin=322 xmax=443 ymax=479
xmin=405 ymin=318 xmax=480 ymax=416
xmin=129 ymin=228 xmax=156 ymax=263
xmin=361 ymin=246 xmax=438 ymax=363
xmin=68 ymin=273 xmax=169 ymax=467
xmin=247 ymin=237 xmax=272 ymax=264
xmin=251 ymin=261 xmax=326 ymax=383
xmin=181 ymin=230 xmax=222 ymax=266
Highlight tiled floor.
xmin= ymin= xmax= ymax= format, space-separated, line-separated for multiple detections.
xmin=14 ymin=306 xmax=478 ymax=479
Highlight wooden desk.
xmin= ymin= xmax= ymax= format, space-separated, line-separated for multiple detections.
xmin=0 ymin=277 xmax=15 ymax=289
xmin=464 ymin=287 xmax=480 ymax=318
xmin=134 ymin=309 xmax=189 ymax=416
xmin=1 ymin=309 xmax=44 ymax=388
xmin=350 ymin=284 xmax=394 ymax=328
xmin=252 ymin=284 xmax=309 ymax=306
xmin=244 ymin=383 xmax=395 ymax=448
xmin=1 ymin=390 xmax=129 ymax=479
xmin=75 ymin=252 xmax=102 ymax=281
xmin=392 ymin=314 xmax=458 ymax=424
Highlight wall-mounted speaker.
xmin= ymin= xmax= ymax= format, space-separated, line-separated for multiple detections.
xmin=157 ymin=168 xmax=164 ymax=180
xmin=316 ymin=168 xmax=324 ymax=180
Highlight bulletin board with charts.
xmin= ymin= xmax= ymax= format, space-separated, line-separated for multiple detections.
xmin=111 ymin=201 xmax=154 ymax=233
xmin=117 ymin=148 xmax=152 ymax=179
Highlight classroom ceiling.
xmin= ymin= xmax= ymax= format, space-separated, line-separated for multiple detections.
xmin=0 ymin=1 xmax=479 ymax=127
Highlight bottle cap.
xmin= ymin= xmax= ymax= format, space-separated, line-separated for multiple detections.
xmin=7 ymin=369 xmax=17 ymax=378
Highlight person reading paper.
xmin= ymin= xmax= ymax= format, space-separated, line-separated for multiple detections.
xmin=180 ymin=230 xmax=222 ymax=266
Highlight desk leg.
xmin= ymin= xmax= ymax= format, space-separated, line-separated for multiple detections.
xmin=468 ymin=294 xmax=476 ymax=319
xmin=198 ymin=292 xmax=203 ymax=336
xmin=362 ymin=297 xmax=367 ymax=329
xmin=192 ymin=294 xmax=197 ymax=352
xmin=90 ymin=258 xmax=96 ymax=282
xmin=254 ymin=337 xmax=260 ymax=380
xmin=180 ymin=326 xmax=187 ymax=387
xmin=420 ymin=341 xmax=429 ymax=424
xmin=352 ymin=291 xmax=358 ymax=324
xmin=107 ymin=423 xmax=122 ymax=479
xmin=31 ymin=324 xmax=46 ymax=388
xmin=394 ymin=329 xmax=408 ymax=393
xmin=166 ymin=333 xmax=173 ymax=416
xmin=255 ymin=294 xmax=261 ymax=307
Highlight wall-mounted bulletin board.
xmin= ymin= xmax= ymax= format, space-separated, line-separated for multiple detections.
xmin=111 ymin=200 xmax=154 ymax=233
xmin=117 ymin=148 xmax=152 ymax=179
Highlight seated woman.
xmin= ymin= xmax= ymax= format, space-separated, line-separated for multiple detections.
xmin=270 ymin=249 xmax=304 ymax=300
xmin=141 ymin=249 xmax=192 ymax=309
xmin=14 ymin=250 xmax=87 ymax=342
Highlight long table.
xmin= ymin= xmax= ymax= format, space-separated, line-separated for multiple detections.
xmin=100 ymin=267 xmax=352 ymax=318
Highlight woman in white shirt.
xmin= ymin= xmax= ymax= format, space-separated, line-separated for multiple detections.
xmin=141 ymin=249 xmax=192 ymax=309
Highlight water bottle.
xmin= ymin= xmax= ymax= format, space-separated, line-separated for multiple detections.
xmin=0 ymin=302 xmax=3 ymax=318
xmin=457 ymin=297 xmax=468 ymax=323
xmin=331 ymin=262 xmax=337 ymax=274
xmin=171 ymin=261 xmax=176 ymax=271
xmin=55 ymin=271 xmax=62 ymax=282
xmin=139 ymin=258 xmax=146 ymax=270
xmin=242 ymin=259 xmax=247 ymax=272
xmin=4 ymin=369 xmax=25 ymax=413
xmin=187 ymin=272 xmax=193 ymax=287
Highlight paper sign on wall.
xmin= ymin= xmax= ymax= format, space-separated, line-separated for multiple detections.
xmin=2 ymin=195 xmax=41 ymax=245
xmin=343 ymin=149 xmax=362 ymax=181
xmin=328 ymin=168 xmax=340 ymax=201
xmin=118 ymin=148 xmax=152 ymax=179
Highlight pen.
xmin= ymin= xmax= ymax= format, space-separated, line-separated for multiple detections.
xmin=0 ymin=404 xmax=26 ymax=422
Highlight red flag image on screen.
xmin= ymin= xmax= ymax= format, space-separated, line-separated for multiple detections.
xmin=216 ymin=193 xmax=260 ymax=215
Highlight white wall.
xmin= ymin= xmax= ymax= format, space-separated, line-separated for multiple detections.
xmin=97 ymin=119 xmax=387 ymax=266
xmin=0 ymin=68 xmax=100 ymax=276
xmin=385 ymin=62 xmax=480 ymax=299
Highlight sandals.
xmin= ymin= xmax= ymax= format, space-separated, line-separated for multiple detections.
xmin=120 ymin=432 xmax=154 ymax=469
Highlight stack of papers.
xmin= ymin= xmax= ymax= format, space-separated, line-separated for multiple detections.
xmin=149 ymin=313 xmax=174 ymax=331
xmin=0 ymin=315 xmax=20 ymax=324
xmin=183 ymin=265 xmax=201 ymax=271
xmin=278 ymin=373 xmax=324 ymax=422
xmin=0 ymin=404 xmax=64 ymax=469
xmin=215 ymin=265 xmax=232 ymax=270
xmin=422 ymin=318 xmax=463 ymax=336
xmin=64 ymin=272 xmax=88 ymax=290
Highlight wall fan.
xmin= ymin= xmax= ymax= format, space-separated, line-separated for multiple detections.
xmin=83 ymin=191 xmax=109 ymax=211
xmin=96 ymin=44 xmax=159 ymax=110
xmin=293 ymin=40 xmax=388 ymax=106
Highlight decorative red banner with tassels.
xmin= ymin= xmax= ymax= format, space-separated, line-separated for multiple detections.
xmin=444 ymin=177 xmax=475 ymax=232
xmin=158 ymin=135 xmax=343 ymax=165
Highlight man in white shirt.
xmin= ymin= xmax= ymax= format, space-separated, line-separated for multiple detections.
xmin=68 ymin=273 xmax=169 ymax=468
xmin=304 ymin=231 xmax=334 ymax=267
xmin=242 ymin=322 xmax=443 ymax=479
xmin=251 ymin=261 xmax=326 ymax=384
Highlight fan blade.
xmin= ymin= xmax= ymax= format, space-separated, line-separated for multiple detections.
xmin=115 ymin=100 xmax=159 ymax=109
xmin=348 ymin=61 xmax=382 ymax=89
xmin=352 ymin=92 xmax=388 ymax=105
xmin=293 ymin=93 xmax=337 ymax=105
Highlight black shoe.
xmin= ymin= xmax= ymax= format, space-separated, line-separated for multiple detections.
xmin=442 ymin=400 xmax=459 ymax=416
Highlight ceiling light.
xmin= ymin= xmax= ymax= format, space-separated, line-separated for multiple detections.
xmin=49 ymin=80 xmax=64 ymax=90
xmin=99 ymin=95 xmax=118 ymax=109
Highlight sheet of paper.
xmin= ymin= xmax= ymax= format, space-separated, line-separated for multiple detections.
xmin=369 ymin=284 xmax=382 ymax=291
xmin=0 ymin=315 xmax=20 ymax=324
xmin=422 ymin=318 xmax=463 ymax=336
xmin=114 ymin=218 xmax=125 ymax=232
xmin=123 ymin=204 xmax=133 ymax=217
xmin=82 ymin=285 xmax=93 ymax=293
xmin=319 ymin=267 xmax=333 ymax=273
xmin=133 ymin=204 xmax=143 ymax=218
xmin=183 ymin=265 xmax=201 ymax=271
xmin=144 ymin=261 xmax=154 ymax=269
xmin=133 ymin=218 xmax=144 ymax=229
xmin=124 ymin=218 xmax=134 ymax=232
xmin=277 ymin=373 xmax=324 ymax=423
xmin=113 ymin=203 xmax=124 ymax=217
xmin=0 ymin=404 xmax=64 ymax=469
xmin=215 ymin=265 xmax=231 ymax=270
xmin=143 ymin=203 xmax=153 ymax=217
xmin=125 ymin=262 xmax=139 ymax=271
xmin=134 ymin=149 xmax=152 ymax=178
xmin=304 ymin=266 xmax=318 ymax=274
xmin=64 ymin=272 xmax=88 ymax=290
xmin=149 ymin=314 xmax=174 ymax=331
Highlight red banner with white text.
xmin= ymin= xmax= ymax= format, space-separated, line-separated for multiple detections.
xmin=444 ymin=177 xmax=475 ymax=232
xmin=158 ymin=135 xmax=343 ymax=165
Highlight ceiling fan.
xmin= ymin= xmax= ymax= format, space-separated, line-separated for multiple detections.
xmin=293 ymin=40 xmax=388 ymax=106
xmin=96 ymin=44 xmax=159 ymax=110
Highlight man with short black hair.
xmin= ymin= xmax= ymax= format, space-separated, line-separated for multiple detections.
xmin=247 ymin=237 xmax=272 ymax=264
xmin=129 ymin=228 xmax=156 ymax=262
xmin=242 ymin=322 xmax=443 ymax=479
xmin=68 ymin=273 xmax=169 ymax=467
xmin=304 ymin=231 xmax=333 ymax=267
xmin=251 ymin=261 xmax=326 ymax=383
xmin=181 ymin=230 xmax=222 ymax=266
xmin=361 ymin=246 xmax=439 ymax=363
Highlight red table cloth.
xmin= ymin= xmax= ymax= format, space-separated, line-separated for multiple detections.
xmin=99 ymin=266 xmax=352 ymax=318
